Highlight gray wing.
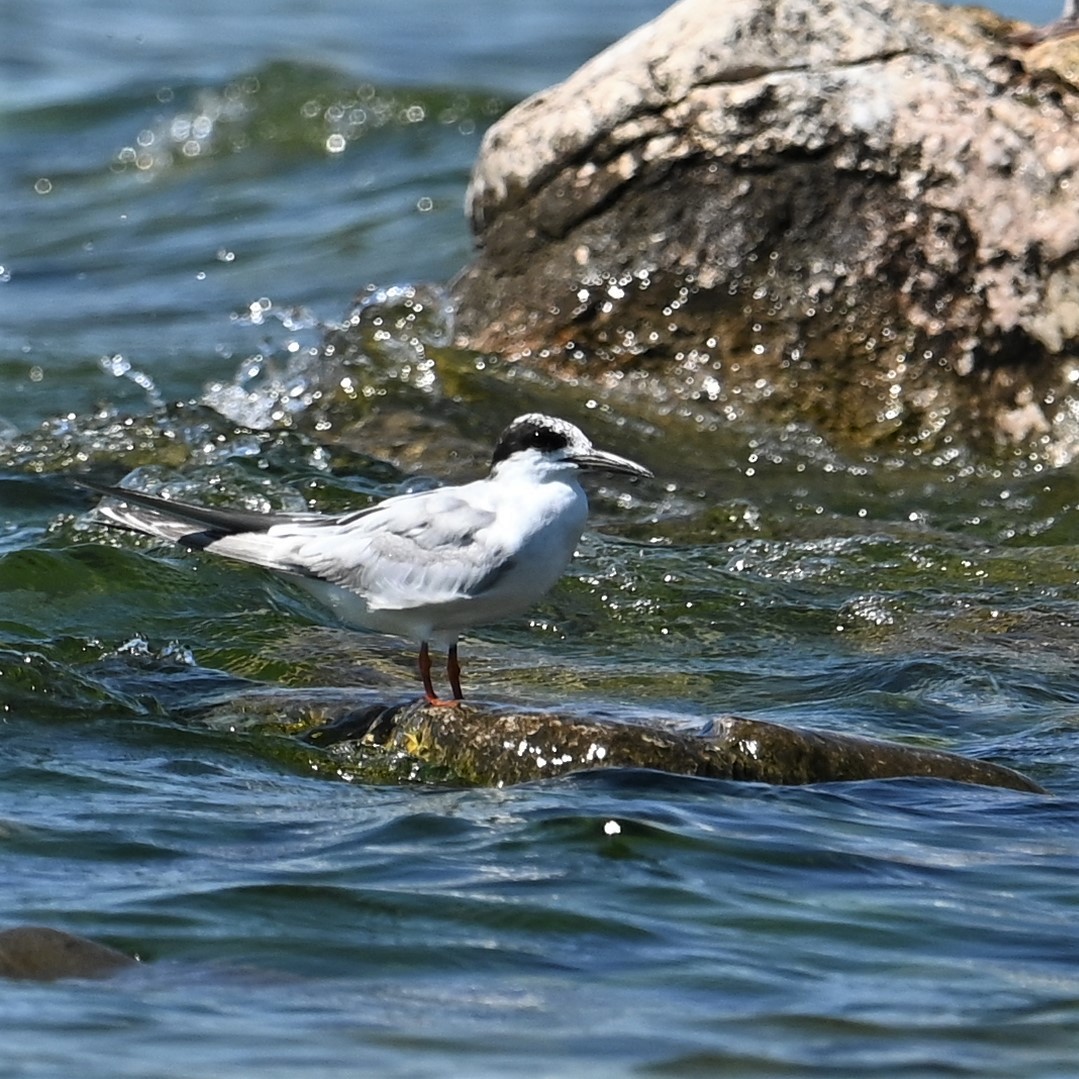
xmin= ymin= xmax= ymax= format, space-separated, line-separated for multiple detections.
xmin=87 ymin=480 xmax=513 ymax=610
xmin=283 ymin=487 xmax=512 ymax=610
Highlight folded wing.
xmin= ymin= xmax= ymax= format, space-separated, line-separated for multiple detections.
xmin=88 ymin=482 xmax=510 ymax=612
xmin=285 ymin=490 xmax=508 ymax=610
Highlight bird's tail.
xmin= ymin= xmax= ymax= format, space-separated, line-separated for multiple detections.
xmin=82 ymin=482 xmax=316 ymax=573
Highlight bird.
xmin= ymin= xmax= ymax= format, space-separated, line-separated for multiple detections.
xmin=85 ymin=413 xmax=653 ymax=705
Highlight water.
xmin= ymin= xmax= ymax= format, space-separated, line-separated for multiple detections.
xmin=3 ymin=0 xmax=1079 ymax=1075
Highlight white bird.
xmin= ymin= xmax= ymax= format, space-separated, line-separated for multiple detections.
xmin=86 ymin=413 xmax=652 ymax=705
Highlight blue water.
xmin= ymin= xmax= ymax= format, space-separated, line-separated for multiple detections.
xmin=3 ymin=0 xmax=1079 ymax=1076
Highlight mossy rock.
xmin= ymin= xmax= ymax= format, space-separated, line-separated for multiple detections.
xmin=192 ymin=688 xmax=1046 ymax=794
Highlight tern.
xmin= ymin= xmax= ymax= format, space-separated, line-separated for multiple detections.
xmin=86 ymin=413 xmax=652 ymax=704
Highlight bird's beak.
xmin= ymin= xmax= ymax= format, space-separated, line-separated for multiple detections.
xmin=569 ymin=448 xmax=653 ymax=478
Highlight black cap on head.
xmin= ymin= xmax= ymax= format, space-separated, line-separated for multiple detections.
xmin=491 ymin=414 xmax=575 ymax=467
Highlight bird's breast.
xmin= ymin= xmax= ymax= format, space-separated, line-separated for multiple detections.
xmin=483 ymin=481 xmax=587 ymax=593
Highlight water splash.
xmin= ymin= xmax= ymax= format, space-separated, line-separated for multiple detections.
xmin=330 ymin=282 xmax=455 ymax=365
xmin=98 ymin=354 xmax=165 ymax=411
xmin=115 ymin=635 xmax=197 ymax=667
xmin=202 ymin=300 xmax=326 ymax=430
xmin=202 ymin=283 xmax=457 ymax=431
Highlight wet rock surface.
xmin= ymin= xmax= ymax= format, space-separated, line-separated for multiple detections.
xmin=0 ymin=926 xmax=136 ymax=982
xmin=451 ymin=0 xmax=1079 ymax=457
xmin=194 ymin=687 xmax=1047 ymax=794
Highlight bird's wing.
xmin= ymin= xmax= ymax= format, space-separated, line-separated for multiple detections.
xmin=283 ymin=487 xmax=511 ymax=610
xmin=87 ymin=481 xmax=512 ymax=609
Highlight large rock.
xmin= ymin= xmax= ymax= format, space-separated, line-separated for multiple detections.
xmin=452 ymin=0 xmax=1079 ymax=455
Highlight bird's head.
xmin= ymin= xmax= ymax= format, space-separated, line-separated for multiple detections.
xmin=490 ymin=413 xmax=653 ymax=479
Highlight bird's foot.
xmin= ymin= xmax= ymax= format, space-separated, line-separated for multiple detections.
xmin=423 ymin=693 xmax=463 ymax=708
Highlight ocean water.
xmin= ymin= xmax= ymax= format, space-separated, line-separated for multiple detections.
xmin=2 ymin=0 xmax=1079 ymax=1076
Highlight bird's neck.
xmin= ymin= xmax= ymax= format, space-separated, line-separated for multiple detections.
xmin=490 ymin=456 xmax=573 ymax=485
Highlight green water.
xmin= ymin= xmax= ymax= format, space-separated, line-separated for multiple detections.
xmin=2 ymin=1 xmax=1078 ymax=1076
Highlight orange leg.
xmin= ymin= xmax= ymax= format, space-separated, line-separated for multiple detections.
xmin=418 ymin=640 xmax=462 ymax=707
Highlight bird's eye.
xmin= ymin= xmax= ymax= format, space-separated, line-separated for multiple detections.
xmin=526 ymin=426 xmax=569 ymax=453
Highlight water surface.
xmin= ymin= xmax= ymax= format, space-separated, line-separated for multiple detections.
xmin=2 ymin=1 xmax=1078 ymax=1076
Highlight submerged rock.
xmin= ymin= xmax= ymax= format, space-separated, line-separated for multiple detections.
xmin=194 ymin=688 xmax=1046 ymax=794
xmin=0 ymin=926 xmax=136 ymax=982
xmin=451 ymin=0 xmax=1079 ymax=458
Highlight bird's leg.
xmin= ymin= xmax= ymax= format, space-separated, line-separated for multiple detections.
xmin=446 ymin=641 xmax=464 ymax=702
xmin=418 ymin=640 xmax=439 ymax=701
xmin=418 ymin=640 xmax=460 ymax=707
